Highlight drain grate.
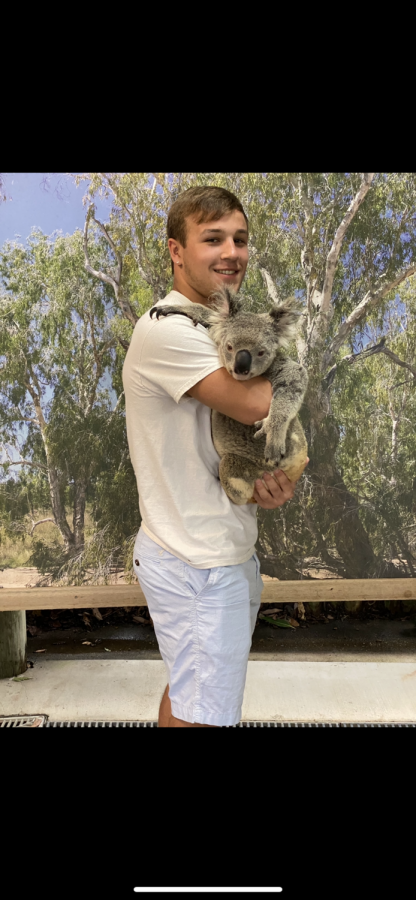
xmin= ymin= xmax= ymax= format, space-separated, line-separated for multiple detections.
xmin=45 ymin=720 xmax=158 ymax=727
xmin=2 ymin=717 xmax=415 ymax=728
xmin=44 ymin=720 xmax=416 ymax=728
xmin=0 ymin=715 xmax=46 ymax=727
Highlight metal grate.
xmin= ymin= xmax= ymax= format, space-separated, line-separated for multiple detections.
xmin=3 ymin=717 xmax=416 ymax=728
xmin=45 ymin=720 xmax=158 ymax=727
xmin=44 ymin=720 xmax=416 ymax=728
xmin=0 ymin=715 xmax=46 ymax=727
xmin=234 ymin=721 xmax=416 ymax=728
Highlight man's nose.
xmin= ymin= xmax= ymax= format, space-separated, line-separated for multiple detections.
xmin=221 ymin=238 xmax=238 ymax=258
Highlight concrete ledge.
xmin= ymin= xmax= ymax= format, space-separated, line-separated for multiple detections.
xmin=1 ymin=659 xmax=416 ymax=723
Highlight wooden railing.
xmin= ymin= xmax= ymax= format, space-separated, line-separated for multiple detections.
xmin=0 ymin=578 xmax=415 ymax=611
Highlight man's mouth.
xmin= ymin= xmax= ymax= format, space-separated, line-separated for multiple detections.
xmin=214 ymin=269 xmax=239 ymax=276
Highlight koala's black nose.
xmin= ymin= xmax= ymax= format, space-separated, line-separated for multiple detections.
xmin=234 ymin=349 xmax=252 ymax=375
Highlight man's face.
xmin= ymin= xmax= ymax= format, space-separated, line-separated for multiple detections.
xmin=168 ymin=210 xmax=249 ymax=305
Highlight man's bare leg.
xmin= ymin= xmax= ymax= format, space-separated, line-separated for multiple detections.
xmin=158 ymin=684 xmax=172 ymax=728
xmin=158 ymin=684 xmax=219 ymax=728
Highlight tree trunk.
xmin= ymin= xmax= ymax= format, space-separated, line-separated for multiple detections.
xmin=73 ymin=478 xmax=87 ymax=548
xmin=306 ymin=383 xmax=379 ymax=579
xmin=0 ymin=611 xmax=27 ymax=679
xmin=26 ymin=374 xmax=75 ymax=552
xmin=47 ymin=464 xmax=74 ymax=550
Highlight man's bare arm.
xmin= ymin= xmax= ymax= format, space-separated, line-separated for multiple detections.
xmin=185 ymin=368 xmax=272 ymax=425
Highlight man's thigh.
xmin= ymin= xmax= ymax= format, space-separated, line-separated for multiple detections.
xmin=133 ymin=530 xmax=263 ymax=727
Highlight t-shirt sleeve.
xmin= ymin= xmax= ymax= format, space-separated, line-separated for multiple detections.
xmin=138 ymin=314 xmax=223 ymax=403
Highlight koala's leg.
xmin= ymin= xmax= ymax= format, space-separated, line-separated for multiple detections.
xmin=149 ymin=304 xmax=212 ymax=329
xmin=254 ymin=360 xmax=308 ymax=463
xmin=219 ymin=455 xmax=263 ymax=505
xmin=279 ymin=416 xmax=308 ymax=482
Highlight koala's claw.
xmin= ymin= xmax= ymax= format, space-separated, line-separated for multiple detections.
xmin=253 ymin=419 xmax=267 ymax=440
xmin=150 ymin=306 xmax=200 ymax=326
xmin=265 ymin=438 xmax=286 ymax=461
xmin=149 ymin=307 xmax=168 ymax=320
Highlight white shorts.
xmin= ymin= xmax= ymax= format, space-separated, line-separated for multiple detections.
xmin=133 ymin=528 xmax=264 ymax=727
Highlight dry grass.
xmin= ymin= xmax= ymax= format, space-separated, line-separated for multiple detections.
xmin=0 ymin=505 xmax=97 ymax=569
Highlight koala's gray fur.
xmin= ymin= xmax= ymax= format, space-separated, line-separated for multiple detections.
xmin=150 ymin=286 xmax=308 ymax=505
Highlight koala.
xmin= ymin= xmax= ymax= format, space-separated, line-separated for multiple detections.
xmin=150 ymin=286 xmax=308 ymax=505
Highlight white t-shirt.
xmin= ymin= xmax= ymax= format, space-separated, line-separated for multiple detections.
xmin=122 ymin=289 xmax=258 ymax=568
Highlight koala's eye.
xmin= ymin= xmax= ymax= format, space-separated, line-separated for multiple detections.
xmin=226 ymin=343 xmax=233 ymax=352
xmin=258 ymin=350 xmax=265 ymax=357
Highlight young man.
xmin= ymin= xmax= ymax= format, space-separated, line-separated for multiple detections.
xmin=123 ymin=186 xmax=308 ymax=728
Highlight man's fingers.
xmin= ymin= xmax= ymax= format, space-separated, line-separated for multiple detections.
xmin=254 ymin=472 xmax=287 ymax=508
xmin=253 ymin=459 xmax=310 ymax=508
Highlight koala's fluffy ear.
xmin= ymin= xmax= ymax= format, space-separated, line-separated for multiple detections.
xmin=268 ymin=298 xmax=302 ymax=347
xmin=209 ymin=286 xmax=243 ymax=319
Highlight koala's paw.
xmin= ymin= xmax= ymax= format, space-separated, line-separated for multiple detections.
xmin=149 ymin=306 xmax=169 ymax=320
xmin=264 ymin=433 xmax=287 ymax=464
xmin=150 ymin=306 xmax=190 ymax=321
xmin=253 ymin=418 xmax=269 ymax=440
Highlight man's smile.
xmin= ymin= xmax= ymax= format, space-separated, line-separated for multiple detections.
xmin=213 ymin=268 xmax=240 ymax=279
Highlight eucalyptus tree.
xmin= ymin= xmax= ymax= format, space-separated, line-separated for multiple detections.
xmin=78 ymin=173 xmax=416 ymax=583
xmin=0 ymin=228 xmax=121 ymax=557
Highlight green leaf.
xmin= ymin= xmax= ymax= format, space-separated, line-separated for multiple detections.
xmin=260 ymin=615 xmax=295 ymax=629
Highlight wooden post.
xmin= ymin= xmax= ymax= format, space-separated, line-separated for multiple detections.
xmin=0 ymin=611 xmax=27 ymax=679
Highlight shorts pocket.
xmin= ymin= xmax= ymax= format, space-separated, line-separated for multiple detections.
xmin=181 ymin=563 xmax=212 ymax=599
xmin=133 ymin=530 xmax=166 ymax=565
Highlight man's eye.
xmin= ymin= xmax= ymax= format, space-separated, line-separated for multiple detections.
xmin=227 ymin=343 xmax=233 ymax=352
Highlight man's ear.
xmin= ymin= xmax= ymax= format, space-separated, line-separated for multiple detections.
xmin=168 ymin=237 xmax=183 ymax=269
xmin=209 ymin=286 xmax=243 ymax=318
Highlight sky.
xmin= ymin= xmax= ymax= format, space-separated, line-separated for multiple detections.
xmin=0 ymin=173 xmax=113 ymax=246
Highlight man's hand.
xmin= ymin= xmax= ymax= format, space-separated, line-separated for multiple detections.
xmin=252 ymin=458 xmax=309 ymax=509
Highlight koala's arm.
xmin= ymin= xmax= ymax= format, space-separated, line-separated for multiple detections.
xmin=254 ymin=357 xmax=308 ymax=461
xmin=267 ymin=357 xmax=308 ymax=414
xmin=149 ymin=304 xmax=212 ymax=329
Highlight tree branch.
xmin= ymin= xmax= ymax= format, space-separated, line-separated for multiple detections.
xmin=98 ymin=174 xmax=154 ymax=286
xmin=2 ymin=458 xmax=48 ymax=472
xmin=150 ymin=173 xmax=166 ymax=191
xmin=293 ymin=214 xmax=305 ymax=242
xmin=318 ymin=173 xmax=375 ymax=319
xmin=30 ymin=517 xmax=57 ymax=535
xmin=322 ymin=336 xmax=416 ymax=389
xmin=109 ymin=391 xmax=125 ymax=422
xmin=260 ymin=268 xmax=282 ymax=304
xmin=83 ymin=205 xmax=138 ymax=327
xmin=13 ymin=405 xmax=39 ymax=425
xmin=377 ymin=345 xmax=416 ymax=378
xmin=83 ymin=206 xmax=120 ymax=291
xmin=85 ymin=306 xmax=106 ymax=416
xmin=323 ymin=263 xmax=416 ymax=369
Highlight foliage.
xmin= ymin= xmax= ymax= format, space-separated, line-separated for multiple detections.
xmin=2 ymin=174 xmax=416 ymax=589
